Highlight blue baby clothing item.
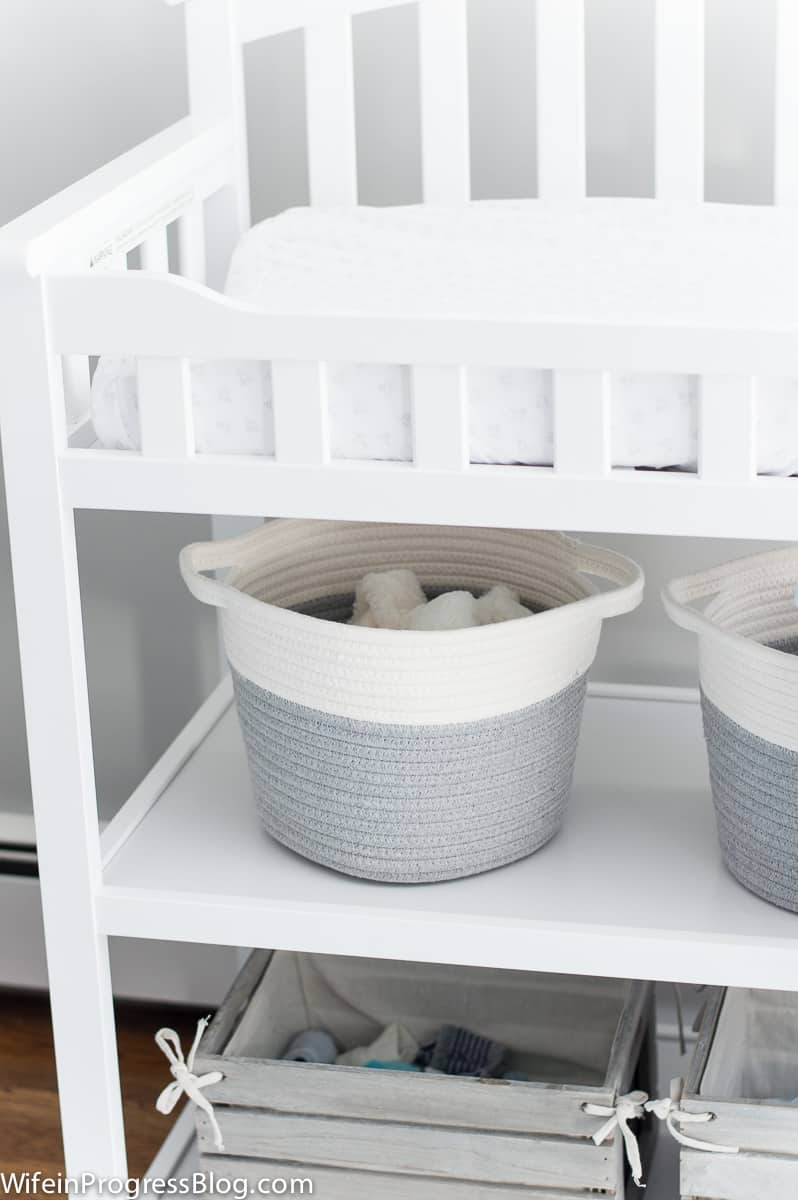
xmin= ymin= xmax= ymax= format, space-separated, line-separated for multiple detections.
xmin=364 ymin=1060 xmax=422 ymax=1072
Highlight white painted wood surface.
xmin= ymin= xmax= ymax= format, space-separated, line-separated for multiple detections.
xmin=137 ymin=358 xmax=194 ymax=458
xmin=98 ymin=692 xmax=798 ymax=991
xmin=304 ymin=18 xmax=358 ymax=206
xmin=271 ymin=361 xmax=329 ymax=464
xmin=655 ymin=0 xmax=705 ymax=204
xmin=412 ymin=365 xmax=468 ymax=470
xmin=0 ymin=269 xmax=128 ymax=1176
xmin=140 ymin=228 xmax=170 ymax=273
xmin=774 ymin=0 xmax=798 ymax=205
xmin=419 ymin=0 xmax=470 ymax=204
xmin=554 ymin=371 xmax=611 ymax=476
xmin=536 ymin=0 xmax=586 ymax=203
xmin=177 ymin=199 xmax=207 ymax=283
xmin=48 ymin=272 xmax=798 ymax=376
xmin=699 ymin=378 xmax=756 ymax=483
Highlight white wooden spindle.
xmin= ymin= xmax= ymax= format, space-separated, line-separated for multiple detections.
xmin=137 ymin=358 xmax=194 ymax=458
xmin=655 ymin=0 xmax=705 ymax=204
xmin=419 ymin=0 xmax=471 ymax=204
xmin=272 ymin=361 xmax=329 ymax=465
xmin=699 ymin=377 xmax=756 ymax=483
xmin=185 ymin=0 xmax=250 ymax=230
xmin=305 ymin=19 xmax=358 ymax=206
xmin=554 ymin=371 xmax=611 ymax=475
xmin=536 ymin=0 xmax=586 ymax=204
xmin=412 ymin=365 xmax=468 ymax=470
xmin=62 ymin=356 xmax=91 ymax=429
xmin=140 ymin=228 xmax=170 ymax=273
xmin=775 ymin=0 xmax=798 ymax=204
xmin=178 ymin=200 xmax=207 ymax=284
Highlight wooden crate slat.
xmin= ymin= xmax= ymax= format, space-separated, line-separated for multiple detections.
xmin=197 ymin=1109 xmax=615 ymax=1190
xmin=194 ymin=1056 xmax=607 ymax=1136
xmin=681 ymin=1147 xmax=798 ymax=1199
xmin=200 ymin=1156 xmax=594 ymax=1200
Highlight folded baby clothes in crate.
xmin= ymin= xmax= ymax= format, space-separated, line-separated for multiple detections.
xmin=284 ymin=1021 xmax=508 ymax=1078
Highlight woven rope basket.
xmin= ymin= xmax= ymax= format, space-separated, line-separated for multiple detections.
xmin=181 ymin=521 xmax=643 ymax=883
xmin=664 ymin=549 xmax=798 ymax=912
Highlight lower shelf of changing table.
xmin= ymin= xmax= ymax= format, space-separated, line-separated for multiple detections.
xmin=100 ymin=686 xmax=798 ymax=990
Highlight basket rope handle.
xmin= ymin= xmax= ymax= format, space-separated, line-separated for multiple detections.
xmin=663 ymin=547 xmax=798 ymax=637
xmin=180 ymin=526 xmax=644 ymax=618
xmin=179 ymin=524 xmax=270 ymax=609
xmin=558 ymin=538 xmax=644 ymax=620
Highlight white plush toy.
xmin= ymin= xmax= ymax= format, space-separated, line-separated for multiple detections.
xmin=350 ymin=570 xmax=531 ymax=630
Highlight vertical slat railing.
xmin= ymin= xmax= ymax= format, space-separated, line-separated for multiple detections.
xmin=272 ymin=361 xmax=330 ymax=464
xmin=775 ymin=0 xmax=798 ymax=204
xmin=412 ymin=365 xmax=469 ymax=470
xmin=140 ymin=228 xmax=170 ymax=273
xmin=655 ymin=0 xmax=705 ymax=204
xmin=137 ymin=359 xmax=194 ymax=458
xmin=536 ymin=0 xmax=586 ymax=204
xmin=554 ymin=371 xmax=611 ymax=475
xmin=699 ymin=377 xmax=757 ymax=483
xmin=305 ymin=19 xmax=359 ymax=206
xmin=419 ymin=0 xmax=471 ymax=204
xmin=178 ymin=200 xmax=207 ymax=284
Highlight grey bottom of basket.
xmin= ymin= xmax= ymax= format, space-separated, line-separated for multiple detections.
xmin=232 ymin=668 xmax=587 ymax=884
xmin=703 ymin=690 xmax=798 ymax=914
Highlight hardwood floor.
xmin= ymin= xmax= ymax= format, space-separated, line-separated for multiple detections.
xmin=0 ymin=989 xmax=207 ymax=1182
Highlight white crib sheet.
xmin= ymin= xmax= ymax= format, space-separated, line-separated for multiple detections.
xmin=91 ymin=199 xmax=798 ymax=473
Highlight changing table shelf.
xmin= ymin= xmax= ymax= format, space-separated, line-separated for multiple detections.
xmin=100 ymin=683 xmax=798 ymax=990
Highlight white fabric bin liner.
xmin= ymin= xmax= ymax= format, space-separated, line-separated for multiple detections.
xmin=700 ymin=988 xmax=798 ymax=1103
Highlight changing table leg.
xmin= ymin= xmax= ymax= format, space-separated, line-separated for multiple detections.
xmin=0 ymin=274 xmax=127 ymax=1179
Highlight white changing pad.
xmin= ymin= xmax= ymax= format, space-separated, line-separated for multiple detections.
xmin=91 ymin=199 xmax=798 ymax=472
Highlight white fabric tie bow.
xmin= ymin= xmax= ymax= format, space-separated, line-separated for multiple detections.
xmin=645 ymin=1091 xmax=739 ymax=1156
xmin=155 ymin=1018 xmax=225 ymax=1152
xmin=584 ymin=1089 xmax=648 ymax=1187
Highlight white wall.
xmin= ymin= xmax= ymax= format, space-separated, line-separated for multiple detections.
xmin=0 ymin=0 xmax=786 ymax=828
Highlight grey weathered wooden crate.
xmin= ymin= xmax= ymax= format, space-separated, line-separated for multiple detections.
xmin=680 ymin=988 xmax=798 ymax=1200
xmin=193 ymin=950 xmax=656 ymax=1198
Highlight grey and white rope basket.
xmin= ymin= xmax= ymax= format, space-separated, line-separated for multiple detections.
xmin=181 ymin=521 xmax=643 ymax=883
xmin=664 ymin=548 xmax=798 ymax=912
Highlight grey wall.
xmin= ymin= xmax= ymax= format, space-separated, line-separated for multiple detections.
xmin=0 ymin=0 xmax=217 ymax=825
xmin=0 ymin=0 xmax=787 ymax=832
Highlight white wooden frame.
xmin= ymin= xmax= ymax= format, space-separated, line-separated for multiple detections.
xmin=1 ymin=0 xmax=798 ymax=1183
